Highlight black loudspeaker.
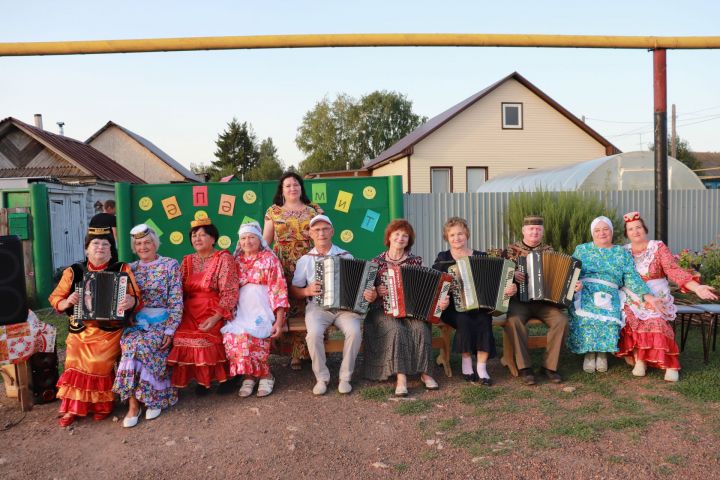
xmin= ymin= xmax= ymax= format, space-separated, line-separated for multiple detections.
xmin=29 ymin=351 xmax=59 ymax=404
xmin=0 ymin=235 xmax=28 ymax=326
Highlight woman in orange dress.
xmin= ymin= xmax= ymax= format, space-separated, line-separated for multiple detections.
xmin=49 ymin=227 xmax=141 ymax=427
xmin=263 ymin=171 xmax=323 ymax=369
xmin=167 ymin=218 xmax=240 ymax=392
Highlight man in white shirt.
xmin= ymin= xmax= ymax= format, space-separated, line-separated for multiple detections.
xmin=291 ymin=215 xmax=376 ymax=395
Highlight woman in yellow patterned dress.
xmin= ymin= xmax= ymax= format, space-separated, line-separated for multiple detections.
xmin=263 ymin=171 xmax=322 ymax=369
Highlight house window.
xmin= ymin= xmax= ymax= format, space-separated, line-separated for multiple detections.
xmin=502 ymin=102 xmax=523 ymax=129
xmin=467 ymin=167 xmax=488 ymax=192
xmin=431 ymin=167 xmax=452 ymax=193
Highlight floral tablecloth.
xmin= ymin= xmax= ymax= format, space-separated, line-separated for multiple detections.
xmin=0 ymin=310 xmax=56 ymax=365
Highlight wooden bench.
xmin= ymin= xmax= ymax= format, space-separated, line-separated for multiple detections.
xmin=280 ymin=317 xmax=453 ymax=377
xmin=433 ymin=317 xmax=549 ymax=378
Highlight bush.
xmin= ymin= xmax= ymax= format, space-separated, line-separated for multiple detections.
xmin=506 ymin=191 xmax=621 ymax=254
xmin=678 ymin=244 xmax=720 ymax=290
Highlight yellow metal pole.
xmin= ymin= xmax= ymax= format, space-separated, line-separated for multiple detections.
xmin=2 ymin=33 xmax=720 ymax=57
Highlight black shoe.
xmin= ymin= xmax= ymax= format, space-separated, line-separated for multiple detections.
xmin=217 ymin=377 xmax=239 ymax=395
xmin=195 ymin=384 xmax=211 ymax=396
xmin=520 ymin=369 xmax=536 ymax=386
xmin=542 ymin=368 xmax=563 ymax=384
xmin=479 ymin=377 xmax=492 ymax=387
xmin=463 ymin=373 xmax=479 ymax=383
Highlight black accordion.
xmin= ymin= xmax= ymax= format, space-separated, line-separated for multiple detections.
xmin=448 ymin=255 xmax=516 ymax=314
xmin=314 ymin=256 xmax=379 ymax=314
xmin=382 ymin=264 xmax=453 ymax=324
xmin=73 ymin=271 xmax=130 ymax=326
xmin=517 ymin=251 xmax=582 ymax=308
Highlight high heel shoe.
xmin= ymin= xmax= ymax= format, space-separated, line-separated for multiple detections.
xmin=59 ymin=414 xmax=76 ymax=427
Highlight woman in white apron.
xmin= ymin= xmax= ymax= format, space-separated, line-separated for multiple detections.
xmin=222 ymin=222 xmax=288 ymax=397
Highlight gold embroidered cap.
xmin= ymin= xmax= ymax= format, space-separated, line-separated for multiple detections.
xmin=191 ymin=217 xmax=213 ymax=228
xmin=87 ymin=226 xmax=112 ymax=236
xmin=523 ymin=215 xmax=544 ymax=226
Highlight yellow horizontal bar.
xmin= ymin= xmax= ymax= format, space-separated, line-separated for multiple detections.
xmin=2 ymin=33 xmax=720 ymax=57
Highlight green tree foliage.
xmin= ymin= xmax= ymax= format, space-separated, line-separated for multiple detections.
xmin=246 ymin=138 xmax=284 ymax=181
xmin=506 ymin=191 xmax=621 ymax=254
xmin=296 ymin=91 xmax=426 ymax=175
xmin=210 ymin=118 xmax=259 ymax=181
xmin=650 ymin=135 xmax=700 ymax=170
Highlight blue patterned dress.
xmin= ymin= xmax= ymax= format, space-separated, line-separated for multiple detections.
xmin=112 ymin=256 xmax=183 ymax=409
xmin=567 ymin=243 xmax=650 ymax=354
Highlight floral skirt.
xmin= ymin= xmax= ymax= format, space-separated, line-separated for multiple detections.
xmin=223 ymin=333 xmax=271 ymax=378
xmin=112 ymin=325 xmax=178 ymax=409
xmin=616 ymin=307 xmax=680 ymax=370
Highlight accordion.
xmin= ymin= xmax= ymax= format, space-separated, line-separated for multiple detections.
xmin=448 ymin=255 xmax=516 ymax=314
xmin=517 ymin=251 xmax=582 ymax=308
xmin=314 ymin=256 xmax=379 ymax=314
xmin=382 ymin=264 xmax=453 ymax=324
xmin=73 ymin=271 xmax=130 ymax=325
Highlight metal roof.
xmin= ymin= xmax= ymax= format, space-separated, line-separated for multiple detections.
xmin=86 ymin=121 xmax=201 ymax=182
xmin=364 ymin=72 xmax=620 ymax=169
xmin=1 ymin=117 xmax=145 ymax=183
xmin=477 ymin=151 xmax=706 ymax=192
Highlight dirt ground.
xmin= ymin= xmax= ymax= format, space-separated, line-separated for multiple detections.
xmin=1 ymin=349 xmax=719 ymax=480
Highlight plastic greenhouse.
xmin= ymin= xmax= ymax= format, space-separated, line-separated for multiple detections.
xmin=477 ymin=151 xmax=705 ymax=192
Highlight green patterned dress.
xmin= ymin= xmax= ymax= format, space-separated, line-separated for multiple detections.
xmin=567 ymin=243 xmax=650 ymax=354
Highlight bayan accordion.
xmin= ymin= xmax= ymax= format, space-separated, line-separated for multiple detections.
xmin=382 ymin=264 xmax=453 ymax=324
xmin=517 ymin=251 xmax=582 ymax=308
xmin=73 ymin=271 xmax=129 ymax=324
xmin=448 ymin=255 xmax=516 ymax=314
xmin=314 ymin=256 xmax=379 ymax=314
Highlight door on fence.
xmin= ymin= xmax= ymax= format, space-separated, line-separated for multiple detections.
xmin=49 ymin=193 xmax=86 ymax=271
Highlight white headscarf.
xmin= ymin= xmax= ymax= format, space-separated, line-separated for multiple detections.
xmin=236 ymin=221 xmax=268 ymax=251
xmin=590 ymin=216 xmax=613 ymax=234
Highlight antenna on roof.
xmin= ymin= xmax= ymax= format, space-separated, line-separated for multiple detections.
xmin=57 ymin=121 xmax=65 ymax=136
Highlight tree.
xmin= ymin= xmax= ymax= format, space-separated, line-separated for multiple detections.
xmin=649 ymin=135 xmax=700 ymax=170
xmin=296 ymin=91 xmax=426 ymax=175
xmin=189 ymin=162 xmax=213 ymax=181
xmin=210 ymin=118 xmax=259 ymax=181
xmin=246 ymin=138 xmax=284 ymax=181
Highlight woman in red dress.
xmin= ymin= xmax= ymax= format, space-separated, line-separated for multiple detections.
xmin=167 ymin=218 xmax=239 ymax=392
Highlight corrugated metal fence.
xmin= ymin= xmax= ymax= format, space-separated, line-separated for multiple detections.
xmin=404 ymin=190 xmax=720 ymax=264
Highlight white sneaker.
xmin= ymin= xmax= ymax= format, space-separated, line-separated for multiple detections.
xmin=596 ymin=352 xmax=608 ymax=372
xmin=312 ymin=380 xmax=328 ymax=395
xmin=338 ymin=380 xmax=352 ymax=394
xmin=583 ymin=352 xmax=596 ymax=373
xmin=664 ymin=368 xmax=679 ymax=382
xmin=145 ymin=408 xmax=162 ymax=420
xmin=632 ymin=360 xmax=647 ymax=377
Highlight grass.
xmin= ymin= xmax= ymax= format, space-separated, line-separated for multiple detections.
xmin=437 ymin=417 xmax=461 ymax=431
xmin=644 ymin=394 xmax=673 ymax=406
xmin=35 ymin=308 xmax=68 ymax=348
xmin=459 ymin=386 xmax=505 ymax=405
xmin=359 ymin=386 xmax=394 ymax=402
xmin=395 ymin=400 xmax=433 ymax=416
xmin=450 ymin=427 xmax=505 ymax=452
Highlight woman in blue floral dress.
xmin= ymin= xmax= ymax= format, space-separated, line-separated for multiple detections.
xmin=113 ymin=224 xmax=183 ymax=428
xmin=567 ymin=216 xmax=663 ymax=374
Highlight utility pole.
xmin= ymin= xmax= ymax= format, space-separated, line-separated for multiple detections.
xmin=653 ymin=49 xmax=669 ymax=245
xmin=671 ymin=104 xmax=677 ymax=158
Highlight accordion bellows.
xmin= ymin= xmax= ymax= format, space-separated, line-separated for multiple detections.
xmin=74 ymin=271 xmax=129 ymax=322
xmin=518 ymin=251 xmax=582 ymax=308
xmin=382 ymin=264 xmax=453 ymax=324
xmin=449 ymin=256 xmax=516 ymax=314
xmin=314 ymin=257 xmax=379 ymax=314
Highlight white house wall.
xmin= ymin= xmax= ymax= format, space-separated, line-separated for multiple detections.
xmin=408 ymin=79 xmax=608 ymax=193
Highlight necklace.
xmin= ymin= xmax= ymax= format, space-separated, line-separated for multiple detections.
xmin=386 ymin=251 xmax=406 ymax=262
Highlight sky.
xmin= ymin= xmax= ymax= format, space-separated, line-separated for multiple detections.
xmin=2 ymin=1 xmax=720 ymax=171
